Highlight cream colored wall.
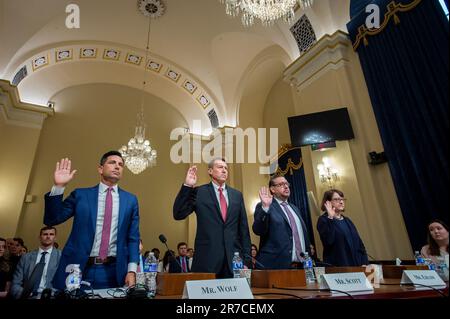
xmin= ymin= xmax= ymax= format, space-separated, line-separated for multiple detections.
xmin=15 ymin=83 xmax=191 ymax=252
xmin=289 ymin=38 xmax=412 ymax=260
xmin=0 ymin=121 xmax=41 ymax=237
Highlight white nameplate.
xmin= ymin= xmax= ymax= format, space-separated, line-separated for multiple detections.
xmin=320 ymin=272 xmax=374 ymax=295
xmin=182 ymin=278 xmax=254 ymax=299
xmin=401 ymin=270 xmax=446 ymax=289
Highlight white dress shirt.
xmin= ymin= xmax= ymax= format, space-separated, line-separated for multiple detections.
xmin=211 ymin=181 xmax=229 ymax=207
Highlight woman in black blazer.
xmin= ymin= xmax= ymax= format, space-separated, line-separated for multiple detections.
xmin=317 ymin=189 xmax=368 ymax=267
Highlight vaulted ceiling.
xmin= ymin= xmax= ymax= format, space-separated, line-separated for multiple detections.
xmin=0 ymin=0 xmax=350 ymax=133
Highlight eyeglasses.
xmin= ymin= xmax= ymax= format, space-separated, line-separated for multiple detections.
xmin=273 ymin=182 xmax=290 ymax=188
xmin=331 ymin=198 xmax=347 ymax=202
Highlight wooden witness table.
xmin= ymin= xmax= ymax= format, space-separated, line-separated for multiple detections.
xmin=251 ymin=278 xmax=448 ymax=299
xmin=155 ymin=266 xmax=448 ymax=299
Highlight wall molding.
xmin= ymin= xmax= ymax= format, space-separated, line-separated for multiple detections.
xmin=0 ymin=80 xmax=53 ymax=129
xmin=283 ymin=31 xmax=353 ymax=91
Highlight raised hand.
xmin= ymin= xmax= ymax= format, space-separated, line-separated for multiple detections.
xmin=259 ymin=186 xmax=273 ymax=209
xmin=184 ymin=165 xmax=197 ymax=187
xmin=54 ymin=158 xmax=77 ymax=187
xmin=324 ymin=201 xmax=336 ymax=219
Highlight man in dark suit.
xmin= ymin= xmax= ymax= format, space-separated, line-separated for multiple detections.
xmin=253 ymin=175 xmax=311 ymax=269
xmin=168 ymin=242 xmax=191 ymax=273
xmin=173 ymin=158 xmax=251 ymax=278
xmin=44 ymin=151 xmax=140 ymax=289
xmin=11 ymin=226 xmax=61 ymax=299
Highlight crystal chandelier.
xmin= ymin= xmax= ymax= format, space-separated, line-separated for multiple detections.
xmin=317 ymin=157 xmax=340 ymax=188
xmin=219 ymin=0 xmax=314 ymax=27
xmin=119 ymin=2 xmax=164 ymax=174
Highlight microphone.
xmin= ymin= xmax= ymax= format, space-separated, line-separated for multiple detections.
xmin=243 ymin=253 xmax=266 ymax=269
xmin=158 ymin=234 xmax=185 ymax=273
xmin=300 ymin=252 xmax=335 ymax=267
xmin=158 ymin=234 xmax=167 ymax=244
xmin=367 ymin=253 xmax=377 ymax=261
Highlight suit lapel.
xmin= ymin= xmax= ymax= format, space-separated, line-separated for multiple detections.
xmin=208 ymin=183 xmax=223 ymax=222
xmin=224 ymin=187 xmax=235 ymax=225
xmin=27 ymin=251 xmax=38 ymax=279
xmin=45 ymin=250 xmax=59 ymax=286
xmin=274 ymin=201 xmax=290 ymax=227
xmin=118 ymin=188 xmax=127 ymax=232
xmin=88 ymin=185 xmax=100 ymax=236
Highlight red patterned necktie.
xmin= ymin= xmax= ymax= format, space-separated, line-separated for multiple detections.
xmin=98 ymin=187 xmax=113 ymax=260
xmin=218 ymin=187 xmax=227 ymax=222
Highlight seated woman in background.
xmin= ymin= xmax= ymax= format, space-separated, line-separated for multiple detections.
xmin=0 ymin=237 xmax=12 ymax=298
xmin=248 ymin=244 xmax=258 ymax=269
xmin=317 ymin=189 xmax=368 ymax=267
xmin=421 ymin=219 xmax=449 ymax=265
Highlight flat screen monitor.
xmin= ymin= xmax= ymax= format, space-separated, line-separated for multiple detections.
xmin=288 ymin=107 xmax=354 ymax=147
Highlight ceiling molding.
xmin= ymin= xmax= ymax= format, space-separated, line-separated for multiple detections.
xmin=0 ymin=80 xmax=53 ymax=129
xmin=6 ymin=41 xmax=224 ymax=128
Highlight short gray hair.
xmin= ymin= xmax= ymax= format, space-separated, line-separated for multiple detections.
xmin=208 ymin=157 xmax=226 ymax=169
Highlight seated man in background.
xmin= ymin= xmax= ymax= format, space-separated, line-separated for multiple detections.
xmin=169 ymin=242 xmax=190 ymax=273
xmin=11 ymin=226 xmax=61 ymax=299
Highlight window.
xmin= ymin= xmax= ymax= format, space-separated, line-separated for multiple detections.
xmin=290 ymin=15 xmax=317 ymax=54
xmin=12 ymin=66 xmax=28 ymax=86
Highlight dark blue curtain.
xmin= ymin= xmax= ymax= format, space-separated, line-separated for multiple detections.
xmin=273 ymin=148 xmax=315 ymax=246
xmin=347 ymin=0 xmax=449 ymax=251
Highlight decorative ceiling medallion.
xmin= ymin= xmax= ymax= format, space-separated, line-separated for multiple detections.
xmin=103 ymin=49 xmax=120 ymax=61
xmin=183 ymin=80 xmax=197 ymax=94
xmin=80 ymin=48 xmax=97 ymax=59
xmin=147 ymin=60 xmax=162 ymax=72
xmin=166 ymin=69 xmax=181 ymax=82
xmin=126 ymin=53 xmax=142 ymax=65
xmin=55 ymin=49 xmax=73 ymax=62
xmin=137 ymin=0 xmax=165 ymax=18
xmin=197 ymin=94 xmax=210 ymax=109
xmin=32 ymin=55 xmax=49 ymax=71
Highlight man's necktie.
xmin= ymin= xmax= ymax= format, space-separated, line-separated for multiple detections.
xmin=99 ymin=187 xmax=113 ymax=260
xmin=181 ymin=257 xmax=187 ymax=272
xmin=280 ymin=202 xmax=303 ymax=261
xmin=21 ymin=251 xmax=48 ymax=298
xmin=218 ymin=187 xmax=227 ymax=222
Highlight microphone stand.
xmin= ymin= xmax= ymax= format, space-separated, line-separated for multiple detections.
xmin=159 ymin=236 xmax=185 ymax=273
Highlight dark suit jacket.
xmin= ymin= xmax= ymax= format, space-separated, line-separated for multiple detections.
xmin=10 ymin=249 xmax=61 ymax=299
xmin=253 ymin=201 xmax=311 ymax=269
xmin=317 ymin=213 xmax=368 ymax=266
xmin=44 ymin=185 xmax=140 ymax=290
xmin=173 ymin=183 xmax=251 ymax=274
xmin=168 ymin=256 xmax=191 ymax=273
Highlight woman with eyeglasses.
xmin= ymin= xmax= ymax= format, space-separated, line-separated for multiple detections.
xmin=317 ymin=189 xmax=368 ymax=267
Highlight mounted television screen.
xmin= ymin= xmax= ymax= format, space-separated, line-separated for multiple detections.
xmin=288 ymin=107 xmax=354 ymax=147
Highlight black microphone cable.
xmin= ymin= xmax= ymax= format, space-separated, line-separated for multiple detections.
xmin=243 ymin=253 xmax=266 ymax=269
xmin=252 ymin=292 xmax=304 ymax=299
xmin=379 ymin=282 xmax=447 ymax=298
xmin=272 ymin=285 xmax=355 ymax=299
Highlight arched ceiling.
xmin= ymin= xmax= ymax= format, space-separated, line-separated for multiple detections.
xmin=0 ymin=0 xmax=350 ymax=132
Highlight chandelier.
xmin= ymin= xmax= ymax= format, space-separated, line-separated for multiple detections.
xmin=219 ymin=0 xmax=314 ymax=27
xmin=317 ymin=157 xmax=339 ymax=188
xmin=119 ymin=1 xmax=164 ymax=174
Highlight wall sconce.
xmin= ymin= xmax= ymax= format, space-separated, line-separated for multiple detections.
xmin=317 ymin=157 xmax=339 ymax=188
